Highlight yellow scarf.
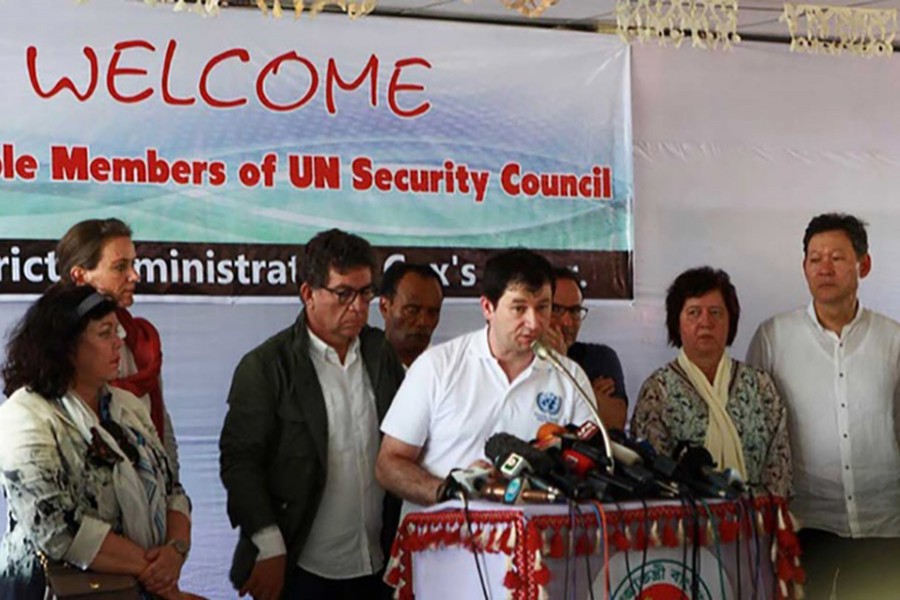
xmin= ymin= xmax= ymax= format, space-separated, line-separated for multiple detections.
xmin=676 ymin=349 xmax=748 ymax=480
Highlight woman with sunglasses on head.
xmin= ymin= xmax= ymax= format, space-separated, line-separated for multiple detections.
xmin=0 ymin=285 xmax=192 ymax=599
xmin=56 ymin=218 xmax=181 ymax=487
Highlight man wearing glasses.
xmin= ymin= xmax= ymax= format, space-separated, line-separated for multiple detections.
xmin=545 ymin=267 xmax=628 ymax=430
xmin=220 ymin=228 xmax=405 ymax=600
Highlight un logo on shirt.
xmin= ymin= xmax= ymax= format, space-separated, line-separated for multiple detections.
xmin=536 ymin=391 xmax=562 ymax=417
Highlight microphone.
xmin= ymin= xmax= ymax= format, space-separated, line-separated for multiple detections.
xmin=496 ymin=453 xmax=534 ymax=479
xmin=531 ymin=340 xmax=614 ymax=473
xmin=478 ymin=480 xmax=562 ymax=504
xmin=494 ymin=429 xmax=655 ymax=501
xmin=673 ymin=444 xmax=743 ymax=499
xmin=563 ymin=440 xmax=665 ymax=499
xmin=562 ymin=447 xmax=597 ymax=477
xmin=438 ymin=466 xmax=493 ymax=501
xmin=576 ymin=421 xmax=642 ymax=467
xmin=484 ymin=432 xmax=557 ymax=475
xmin=608 ymin=429 xmax=679 ymax=479
xmin=484 ymin=432 xmax=586 ymax=500
xmin=536 ymin=422 xmax=567 ymax=442
xmin=502 ymin=477 xmax=527 ymax=503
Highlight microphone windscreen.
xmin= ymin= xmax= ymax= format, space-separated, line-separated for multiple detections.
xmin=675 ymin=444 xmax=715 ymax=476
xmin=562 ymin=448 xmax=596 ymax=477
xmin=484 ymin=432 xmax=556 ymax=475
xmin=536 ymin=422 xmax=566 ymax=441
xmin=611 ymin=442 xmax=643 ymax=467
xmin=530 ymin=340 xmax=551 ymax=360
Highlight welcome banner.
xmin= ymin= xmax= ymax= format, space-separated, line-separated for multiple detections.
xmin=0 ymin=0 xmax=633 ymax=299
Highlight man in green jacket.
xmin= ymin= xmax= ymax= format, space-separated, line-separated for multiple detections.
xmin=220 ymin=229 xmax=404 ymax=600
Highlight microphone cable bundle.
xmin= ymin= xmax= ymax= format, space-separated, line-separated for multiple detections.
xmin=478 ymin=428 xmax=768 ymax=598
xmin=434 ymin=425 xmax=767 ymax=600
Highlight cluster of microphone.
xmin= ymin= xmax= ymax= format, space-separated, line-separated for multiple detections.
xmin=436 ymin=341 xmax=746 ymax=505
xmin=439 ymin=423 xmax=746 ymax=505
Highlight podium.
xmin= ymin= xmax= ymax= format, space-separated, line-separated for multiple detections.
xmin=385 ymin=496 xmax=803 ymax=600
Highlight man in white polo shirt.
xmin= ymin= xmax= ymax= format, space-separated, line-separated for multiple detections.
xmin=747 ymin=213 xmax=900 ymax=597
xmin=375 ymin=249 xmax=595 ymax=509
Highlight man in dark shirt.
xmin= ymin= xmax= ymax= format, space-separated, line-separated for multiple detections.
xmin=545 ymin=267 xmax=628 ymax=429
xmin=220 ymin=229 xmax=404 ymax=600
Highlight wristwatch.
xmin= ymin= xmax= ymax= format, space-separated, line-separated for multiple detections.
xmin=166 ymin=538 xmax=190 ymax=558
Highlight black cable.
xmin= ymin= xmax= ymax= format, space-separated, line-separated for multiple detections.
xmin=574 ymin=504 xmax=597 ymax=600
xmin=765 ymin=489 xmax=778 ymax=600
xmin=614 ymin=500 xmax=644 ymax=599
xmin=678 ymin=494 xmax=690 ymax=597
xmin=735 ymin=498 xmax=743 ymax=600
xmin=617 ymin=501 xmax=636 ymax=597
xmin=563 ymin=501 xmax=572 ymax=600
xmin=571 ymin=501 xmax=580 ymax=600
xmin=740 ymin=496 xmax=753 ymax=598
xmin=689 ymin=493 xmax=701 ymax=600
xmin=461 ymin=492 xmax=491 ymax=600
xmin=745 ymin=490 xmax=761 ymax=599
xmin=637 ymin=499 xmax=651 ymax=598
xmin=753 ymin=493 xmax=763 ymax=600
xmin=675 ymin=488 xmax=702 ymax=600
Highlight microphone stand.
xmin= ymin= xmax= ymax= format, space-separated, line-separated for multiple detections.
xmin=531 ymin=340 xmax=615 ymax=474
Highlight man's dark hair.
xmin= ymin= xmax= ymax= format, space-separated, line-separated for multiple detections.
xmin=56 ymin=218 xmax=133 ymax=283
xmin=3 ymin=284 xmax=118 ymax=399
xmin=380 ymin=262 xmax=442 ymax=299
xmin=482 ymin=249 xmax=554 ymax=306
xmin=665 ymin=266 xmax=740 ymax=347
xmin=803 ymin=213 xmax=869 ymax=257
xmin=298 ymin=228 xmax=376 ymax=289
xmin=551 ymin=267 xmax=582 ymax=296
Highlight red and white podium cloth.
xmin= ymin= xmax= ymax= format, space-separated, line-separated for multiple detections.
xmin=385 ymin=497 xmax=803 ymax=600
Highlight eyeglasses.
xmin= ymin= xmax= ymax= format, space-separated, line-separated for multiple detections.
xmin=319 ymin=284 xmax=377 ymax=306
xmin=552 ymin=304 xmax=589 ymax=321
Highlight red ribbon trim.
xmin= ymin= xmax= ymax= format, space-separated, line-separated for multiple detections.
xmin=384 ymin=497 xmax=802 ymax=600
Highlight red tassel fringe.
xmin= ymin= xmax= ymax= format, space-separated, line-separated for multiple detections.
xmin=504 ymin=569 xmax=523 ymax=589
xmin=720 ymin=518 xmax=740 ymax=543
xmin=549 ymin=529 xmax=565 ymax=558
xmin=634 ymin=524 xmax=648 ymax=550
xmin=612 ymin=527 xmax=630 ymax=552
xmin=662 ymin=521 xmax=679 ymax=547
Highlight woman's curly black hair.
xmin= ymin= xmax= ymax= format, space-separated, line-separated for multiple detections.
xmin=3 ymin=284 xmax=117 ymax=400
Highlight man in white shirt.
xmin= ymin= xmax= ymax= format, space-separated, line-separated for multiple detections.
xmin=379 ymin=261 xmax=444 ymax=369
xmin=747 ymin=213 xmax=900 ymax=597
xmin=375 ymin=249 xmax=595 ymax=510
xmin=220 ymin=229 xmax=405 ymax=600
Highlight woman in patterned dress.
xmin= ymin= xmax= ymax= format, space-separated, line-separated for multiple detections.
xmin=630 ymin=267 xmax=792 ymax=496
xmin=0 ymin=285 xmax=192 ymax=599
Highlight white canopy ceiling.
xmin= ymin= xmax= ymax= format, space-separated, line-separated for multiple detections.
xmin=335 ymin=0 xmax=898 ymax=42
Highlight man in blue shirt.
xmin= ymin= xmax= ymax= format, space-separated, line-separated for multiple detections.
xmin=545 ymin=267 xmax=628 ymax=429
